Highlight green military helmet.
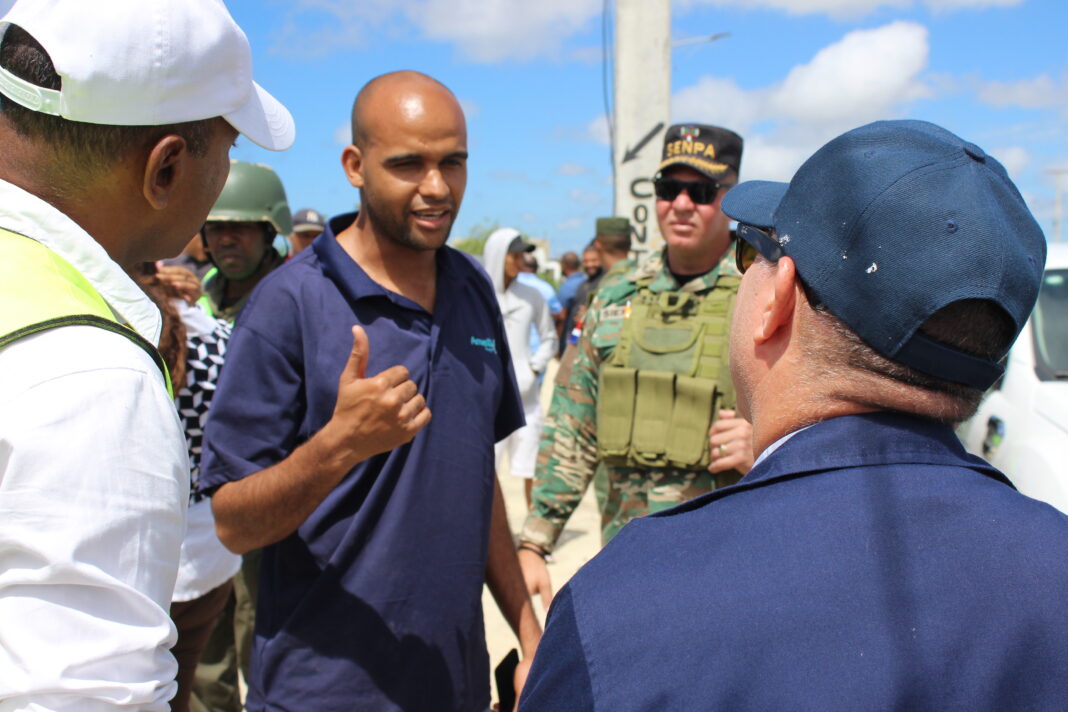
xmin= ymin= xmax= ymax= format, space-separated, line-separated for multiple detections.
xmin=207 ymin=160 xmax=293 ymax=236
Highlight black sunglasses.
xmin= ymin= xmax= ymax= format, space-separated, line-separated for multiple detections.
xmin=653 ymin=176 xmax=729 ymax=205
xmin=735 ymin=224 xmax=784 ymax=273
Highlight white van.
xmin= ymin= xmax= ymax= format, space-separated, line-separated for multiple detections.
xmin=958 ymin=243 xmax=1068 ymax=514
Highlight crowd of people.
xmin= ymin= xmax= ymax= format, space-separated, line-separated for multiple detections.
xmin=1 ymin=1 xmax=1067 ymax=711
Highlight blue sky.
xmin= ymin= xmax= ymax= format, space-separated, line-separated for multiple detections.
xmin=224 ymin=0 xmax=1067 ymax=255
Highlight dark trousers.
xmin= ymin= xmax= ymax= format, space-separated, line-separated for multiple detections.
xmin=170 ymin=580 xmax=234 ymax=712
xmin=190 ymin=550 xmax=260 ymax=712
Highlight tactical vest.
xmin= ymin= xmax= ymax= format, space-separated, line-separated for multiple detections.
xmin=0 ymin=227 xmax=171 ymax=395
xmin=596 ymin=274 xmax=739 ymax=469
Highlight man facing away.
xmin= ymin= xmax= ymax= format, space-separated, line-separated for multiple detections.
xmin=520 ymin=120 xmax=1068 ymax=711
xmin=484 ymin=228 xmax=558 ymax=507
xmin=0 ymin=0 xmax=292 ymax=708
xmin=199 ymin=71 xmax=540 ymax=711
xmin=519 ymin=124 xmax=755 ymax=604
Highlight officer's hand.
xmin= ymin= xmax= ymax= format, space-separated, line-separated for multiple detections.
xmin=518 ymin=546 xmax=554 ymax=610
xmin=155 ymin=264 xmax=201 ymax=304
xmin=708 ymin=409 xmax=755 ymax=475
xmin=328 ymin=325 xmax=431 ymax=469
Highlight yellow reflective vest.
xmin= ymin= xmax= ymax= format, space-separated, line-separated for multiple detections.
xmin=0 ymin=227 xmax=172 ymax=396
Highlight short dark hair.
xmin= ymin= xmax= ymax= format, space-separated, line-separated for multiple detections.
xmin=0 ymin=25 xmax=215 ymax=176
xmin=560 ymin=251 xmax=580 ymax=271
xmin=802 ymin=287 xmax=1015 ymax=421
xmin=595 ymin=232 xmax=631 ymax=255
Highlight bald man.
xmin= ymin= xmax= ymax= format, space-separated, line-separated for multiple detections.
xmin=200 ymin=71 xmax=540 ymax=711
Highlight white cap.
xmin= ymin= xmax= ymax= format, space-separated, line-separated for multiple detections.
xmin=0 ymin=0 xmax=294 ymax=151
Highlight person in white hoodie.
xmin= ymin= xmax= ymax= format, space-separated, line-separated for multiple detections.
xmin=484 ymin=228 xmax=558 ymax=506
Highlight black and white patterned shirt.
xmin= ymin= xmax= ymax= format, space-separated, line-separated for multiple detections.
xmin=175 ymin=308 xmax=231 ymax=503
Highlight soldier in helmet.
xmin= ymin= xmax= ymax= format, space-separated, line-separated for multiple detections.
xmin=192 ymin=160 xmax=291 ymax=712
xmin=199 ymin=160 xmax=292 ymax=322
xmin=519 ymin=124 xmax=757 ymax=605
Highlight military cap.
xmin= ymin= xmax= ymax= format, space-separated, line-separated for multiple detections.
xmin=658 ymin=123 xmax=743 ymax=180
xmin=595 ymin=217 xmax=631 ymax=237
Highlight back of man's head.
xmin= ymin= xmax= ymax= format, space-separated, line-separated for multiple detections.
xmin=560 ymin=251 xmax=580 ymax=275
xmin=0 ymin=0 xmax=293 ymax=260
xmin=725 ymin=120 xmax=1045 ymax=423
xmin=594 ymin=216 xmax=631 ymax=257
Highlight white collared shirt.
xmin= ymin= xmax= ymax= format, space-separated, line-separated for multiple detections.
xmin=751 ymin=425 xmax=814 ymax=470
xmin=0 ymin=179 xmax=188 ymax=710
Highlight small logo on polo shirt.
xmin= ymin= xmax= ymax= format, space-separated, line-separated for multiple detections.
xmin=471 ymin=336 xmax=497 ymax=354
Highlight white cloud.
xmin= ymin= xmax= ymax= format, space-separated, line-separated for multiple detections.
xmin=278 ymin=0 xmax=601 ymax=62
xmin=569 ymin=188 xmax=605 ymax=205
xmin=414 ymin=0 xmax=601 ymax=62
xmin=924 ymin=0 xmax=1023 ymax=10
xmin=558 ymin=162 xmax=593 ymax=176
xmin=333 ymin=122 xmax=351 ymax=146
xmin=977 ymin=75 xmax=1068 ymax=110
xmin=672 ymin=21 xmax=931 ymax=181
xmin=680 ymin=0 xmax=1022 ymax=20
xmin=989 ymin=146 xmax=1030 ymax=179
xmin=459 ymin=99 xmax=481 ymax=119
xmin=587 ymin=115 xmax=611 ymax=145
xmin=556 ymin=217 xmax=585 ymax=231
xmin=490 ymin=170 xmax=546 ymax=187
xmin=771 ymin=21 xmax=929 ymax=126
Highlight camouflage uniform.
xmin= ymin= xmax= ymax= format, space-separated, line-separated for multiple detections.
xmin=537 ymin=258 xmax=636 ymax=516
xmin=522 ymin=248 xmax=742 ymax=550
xmin=198 ymin=249 xmax=283 ymax=323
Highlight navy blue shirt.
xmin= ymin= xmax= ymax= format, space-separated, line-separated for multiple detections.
xmin=201 ymin=213 xmax=524 ymax=711
xmin=520 ymin=412 xmax=1068 ymax=711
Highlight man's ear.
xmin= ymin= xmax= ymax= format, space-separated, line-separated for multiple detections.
xmin=755 ymin=256 xmax=798 ymax=343
xmin=341 ymin=144 xmax=365 ymax=189
xmin=142 ymin=135 xmax=188 ymax=210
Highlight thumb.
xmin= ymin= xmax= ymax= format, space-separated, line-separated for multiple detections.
xmin=342 ymin=325 xmax=369 ymax=381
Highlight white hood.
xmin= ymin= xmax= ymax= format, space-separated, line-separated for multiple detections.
xmin=481 ymin=226 xmax=557 ymax=410
xmin=483 ymin=227 xmax=520 ymax=296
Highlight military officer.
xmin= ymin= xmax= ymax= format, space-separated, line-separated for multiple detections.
xmin=519 ymin=124 xmax=755 ymax=603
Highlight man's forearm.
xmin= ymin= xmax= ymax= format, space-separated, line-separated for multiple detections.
xmin=212 ymin=423 xmax=364 ymax=554
xmin=485 ymin=478 xmax=542 ymax=657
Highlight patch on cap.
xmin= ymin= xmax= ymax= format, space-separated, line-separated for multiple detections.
xmin=658 ymin=123 xmax=743 ymax=180
xmin=292 ymin=208 xmax=326 ymax=232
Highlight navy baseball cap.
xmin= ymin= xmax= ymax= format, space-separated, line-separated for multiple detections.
xmin=722 ymin=119 xmax=1046 ymax=390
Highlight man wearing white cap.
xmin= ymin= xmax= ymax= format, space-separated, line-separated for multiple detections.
xmin=0 ymin=1 xmax=293 ymax=709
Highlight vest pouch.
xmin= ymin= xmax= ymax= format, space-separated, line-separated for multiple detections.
xmin=631 ymin=370 xmax=675 ymax=467
xmin=667 ymin=376 xmax=716 ymax=468
xmin=628 ymin=322 xmax=704 ymax=376
xmin=597 ymin=366 xmax=637 ymax=463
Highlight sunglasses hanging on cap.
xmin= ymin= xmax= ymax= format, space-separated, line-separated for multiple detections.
xmin=735 ymin=224 xmax=783 ymax=273
xmin=653 ymin=176 xmax=728 ymax=205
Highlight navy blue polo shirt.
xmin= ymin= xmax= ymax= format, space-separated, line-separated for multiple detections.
xmin=201 ymin=213 xmax=524 ymax=712
xmin=520 ymin=412 xmax=1068 ymax=711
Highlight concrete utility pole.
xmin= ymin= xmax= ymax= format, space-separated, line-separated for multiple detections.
xmin=612 ymin=0 xmax=671 ymax=255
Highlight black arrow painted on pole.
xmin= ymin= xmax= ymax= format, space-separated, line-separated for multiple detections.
xmin=622 ymin=121 xmax=665 ymax=163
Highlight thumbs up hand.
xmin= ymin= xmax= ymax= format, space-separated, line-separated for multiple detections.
xmin=325 ymin=325 xmax=432 ymax=470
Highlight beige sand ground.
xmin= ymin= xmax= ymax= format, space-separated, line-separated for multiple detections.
xmin=481 ymin=358 xmax=602 ymax=705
